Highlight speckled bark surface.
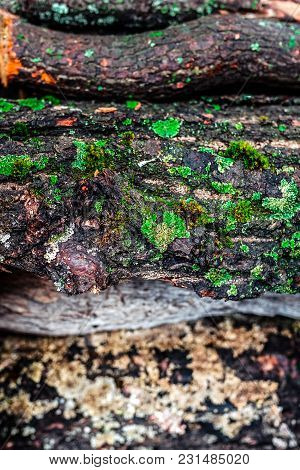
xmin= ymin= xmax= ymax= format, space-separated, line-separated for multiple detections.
xmin=0 ymin=96 xmax=299 ymax=299
xmin=1 ymin=11 xmax=299 ymax=98
xmin=3 ymin=0 xmax=299 ymax=32
xmin=0 ymin=315 xmax=299 ymax=449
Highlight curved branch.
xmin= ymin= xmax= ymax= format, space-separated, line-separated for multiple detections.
xmin=0 ymin=10 xmax=299 ymax=99
xmin=2 ymin=0 xmax=299 ymax=32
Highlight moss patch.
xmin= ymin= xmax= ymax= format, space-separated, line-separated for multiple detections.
xmin=72 ymin=140 xmax=115 ymax=174
xmin=0 ymin=154 xmax=48 ymax=178
xmin=141 ymin=210 xmax=190 ymax=252
xmin=223 ymin=141 xmax=270 ymax=170
xmin=205 ymin=268 xmax=232 ymax=287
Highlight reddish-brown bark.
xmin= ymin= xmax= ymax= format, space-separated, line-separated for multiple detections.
xmin=0 ymin=10 xmax=299 ymax=99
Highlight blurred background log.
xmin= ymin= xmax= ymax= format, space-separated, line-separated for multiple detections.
xmin=0 ymin=314 xmax=299 ymax=449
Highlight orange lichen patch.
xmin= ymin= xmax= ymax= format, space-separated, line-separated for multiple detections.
xmin=95 ymin=107 xmax=117 ymax=113
xmin=56 ymin=117 xmax=77 ymax=127
xmin=31 ymin=69 xmax=56 ymax=85
xmin=0 ymin=10 xmax=22 ymax=87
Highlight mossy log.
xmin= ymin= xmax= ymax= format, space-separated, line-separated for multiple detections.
xmin=1 ymin=314 xmax=300 ymax=449
xmin=2 ymin=0 xmax=299 ymax=32
xmin=0 ymin=96 xmax=299 ymax=299
xmin=0 ymin=10 xmax=299 ymax=98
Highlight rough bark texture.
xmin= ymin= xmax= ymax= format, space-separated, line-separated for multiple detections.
xmin=0 ymin=96 xmax=299 ymax=299
xmin=0 ymin=272 xmax=299 ymax=335
xmin=3 ymin=0 xmax=300 ymax=31
xmin=1 ymin=10 xmax=299 ymax=98
xmin=0 ymin=315 xmax=300 ymax=449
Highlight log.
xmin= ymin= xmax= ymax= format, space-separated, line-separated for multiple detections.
xmin=0 ymin=96 xmax=299 ymax=299
xmin=1 ymin=10 xmax=299 ymax=98
xmin=0 ymin=314 xmax=299 ymax=449
xmin=3 ymin=0 xmax=299 ymax=32
xmin=0 ymin=271 xmax=299 ymax=335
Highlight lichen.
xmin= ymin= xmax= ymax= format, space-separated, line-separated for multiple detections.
xmin=151 ymin=117 xmax=182 ymax=138
xmin=211 ymin=181 xmax=237 ymax=195
xmin=168 ymin=166 xmax=192 ymax=178
xmin=251 ymin=265 xmax=264 ymax=280
xmin=205 ymin=268 xmax=232 ymax=287
xmin=281 ymin=232 xmax=300 ymax=258
xmin=141 ymin=211 xmax=190 ymax=252
xmin=262 ymin=179 xmax=299 ymax=221
xmin=223 ymin=141 xmax=270 ymax=170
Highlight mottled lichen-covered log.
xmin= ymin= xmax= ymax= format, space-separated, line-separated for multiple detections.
xmin=2 ymin=0 xmax=299 ymax=31
xmin=0 ymin=96 xmax=299 ymax=299
xmin=0 ymin=315 xmax=300 ymax=449
xmin=0 ymin=10 xmax=299 ymax=98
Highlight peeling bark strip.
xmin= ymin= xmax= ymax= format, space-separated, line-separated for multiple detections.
xmin=0 ymin=11 xmax=299 ymax=98
xmin=2 ymin=0 xmax=300 ymax=31
xmin=0 ymin=272 xmax=299 ymax=335
xmin=0 ymin=97 xmax=299 ymax=298
xmin=0 ymin=315 xmax=300 ymax=449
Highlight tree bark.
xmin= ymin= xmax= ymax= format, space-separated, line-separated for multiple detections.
xmin=0 ymin=314 xmax=299 ymax=449
xmin=0 ymin=96 xmax=299 ymax=299
xmin=0 ymin=271 xmax=299 ymax=335
xmin=1 ymin=10 xmax=299 ymax=98
xmin=2 ymin=0 xmax=299 ymax=32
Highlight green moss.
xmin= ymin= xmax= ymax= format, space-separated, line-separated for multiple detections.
xmin=234 ymin=199 xmax=253 ymax=223
xmin=251 ymin=265 xmax=264 ymax=280
xmin=18 ymin=98 xmax=46 ymax=111
xmin=151 ymin=117 xmax=182 ymax=138
xmin=0 ymin=99 xmax=14 ymax=113
xmin=215 ymin=155 xmax=234 ymax=173
xmin=223 ymin=141 xmax=270 ymax=170
xmin=168 ymin=166 xmax=192 ymax=178
xmin=281 ymin=232 xmax=300 ymax=258
xmin=227 ymin=284 xmax=238 ymax=296
xmin=0 ymin=154 xmax=48 ymax=178
xmin=240 ymin=243 xmax=250 ymax=254
xmin=12 ymin=122 xmax=29 ymax=137
xmin=72 ymin=139 xmax=115 ymax=174
xmin=141 ymin=210 xmax=190 ymax=252
xmin=84 ymin=48 xmax=94 ymax=58
xmin=179 ymin=198 xmax=214 ymax=226
xmin=94 ymin=198 xmax=105 ymax=214
xmin=211 ymin=181 xmax=237 ymax=195
xmin=262 ymin=178 xmax=299 ymax=221
xmin=205 ymin=268 xmax=232 ymax=287
xmin=278 ymin=124 xmax=287 ymax=133
xmin=126 ymin=100 xmax=140 ymax=110
xmin=250 ymin=42 xmax=260 ymax=52
xmin=264 ymin=247 xmax=279 ymax=262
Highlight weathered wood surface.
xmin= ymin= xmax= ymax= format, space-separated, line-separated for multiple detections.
xmin=0 ymin=272 xmax=299 ymax=335
xmin=1 ymin=10 xmax=299 ymax=98
xmin=0 ymin=96 xmax=299 ymax=299
xmin=0 ymin=315 xmax=299 ymax=449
